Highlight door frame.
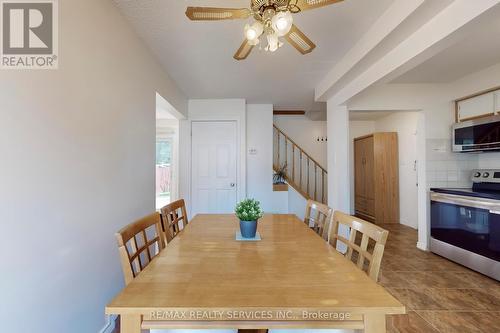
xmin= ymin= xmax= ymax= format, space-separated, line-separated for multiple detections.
xmin=179 ymin=110 xmax=246 ymax=218
xmin=190 ymin=120 xmax=239 ymax=215
xmin=156 ymin=131 xmax=178 ymax=205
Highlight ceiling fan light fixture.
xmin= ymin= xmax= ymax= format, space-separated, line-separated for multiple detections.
xmin=266 ymin=32 xmax=280 ymax=52
xmin=185 ymin=0 xmax=344 ymax=60
xmin=271 ymin=11 xmax=293 ymax=36
xmin=244 ymin=21 xmax=264 ymax=44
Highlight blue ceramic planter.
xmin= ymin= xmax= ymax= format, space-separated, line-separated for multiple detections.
xmin=239 ymin=220 xmax=258 ymax=238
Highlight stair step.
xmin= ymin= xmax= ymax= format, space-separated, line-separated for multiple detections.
xmin=273 ymin=184 xmax=289 ymax=192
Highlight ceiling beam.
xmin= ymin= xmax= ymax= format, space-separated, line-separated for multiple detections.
xmin=315 ymin=0 xmax=425 ymax=102
xmin=322 ymin=0 xmax=500 ymax=106
xmin=273 ymin=110 xmax=306 ymax=115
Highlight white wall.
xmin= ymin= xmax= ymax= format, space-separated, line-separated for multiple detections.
xmin=179 ymin=99 xmax=247 ymax=217
xmin=349 ymin=113 xmax=419 ymax=229
xmin=0 ymin=1 xmax=187 ymax=332
xmin=327 ymin=104 xmax=350 ymax=254
xmin=288 ymin=186 xmax=308 ymax=221
xmin=327 ymin=105 xmax=350 ymax=213
xmin=180 ymin=100 xmax=291 ymax=216
xmin=247 ymin=104 xmax=287 ymax=213
xmin=273 ymin=115 xmax=328 ymax=168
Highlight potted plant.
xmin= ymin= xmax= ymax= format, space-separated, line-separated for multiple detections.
xmin=273 ymin=163 xmax=287 ymax=184
xmin=235 ymin=198 xmax=264 ymax=238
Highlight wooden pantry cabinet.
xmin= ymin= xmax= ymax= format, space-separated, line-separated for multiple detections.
xmin=354 ymin=133 xmax=399 ymax=224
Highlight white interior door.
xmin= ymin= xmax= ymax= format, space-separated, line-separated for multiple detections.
xmin=191 ymin=121 xmax=238 ymax=215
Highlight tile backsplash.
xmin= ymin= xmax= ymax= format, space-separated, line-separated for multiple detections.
xmin=426 ymin=139 xmax=479 ymax=188
xmin=478 ymin=151 xmax=500 ymax=170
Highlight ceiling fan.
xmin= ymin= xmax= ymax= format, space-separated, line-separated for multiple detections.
xmin=185 ymin=0 xmax=344 ymax=60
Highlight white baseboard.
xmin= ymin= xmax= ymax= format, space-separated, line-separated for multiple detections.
xmin=98 ymin=314 xmax=117 ymax=333
xmin=416 ymin=241 xmax=429 ymax=251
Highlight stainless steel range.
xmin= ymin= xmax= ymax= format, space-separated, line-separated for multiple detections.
xmin=430 ymin=169 xmax=500 ymax=281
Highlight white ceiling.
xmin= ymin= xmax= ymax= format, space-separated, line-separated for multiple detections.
xmin=392 ymin=3 xmax=500 ymax=84
xmin=113 ymin=0 xmax=394 ymax=111
xmin=349 ymin=111 xmax=392 ymax=121
xmin=156 ymin=92 xmax=182 ymax=119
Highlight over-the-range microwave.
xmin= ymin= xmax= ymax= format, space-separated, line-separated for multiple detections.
xmin=453 ymin=114 xmax=500 ymax=152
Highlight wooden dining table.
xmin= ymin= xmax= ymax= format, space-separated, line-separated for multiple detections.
xmin=106 ymin=214 xmax=405 ymax=332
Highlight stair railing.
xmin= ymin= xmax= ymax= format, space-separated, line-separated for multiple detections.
xmin=273 ymin=124 xmax=328 ymax=204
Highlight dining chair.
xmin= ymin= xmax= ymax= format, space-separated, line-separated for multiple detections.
xmin=160 ymin=199 xmax=189 ymax=243
xmin=115 ymin=212 xmax=165 ymax=285
xmin=116 ymin=212 xmax=236 ymax=333
xmin=329 ymin=211 xmax=389 ymax=282
xmin=304 ymin=200 xmax=333 ymax=241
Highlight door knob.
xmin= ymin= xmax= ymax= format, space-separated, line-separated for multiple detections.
xmin=230 ymin=183 xmax=236 ymax=187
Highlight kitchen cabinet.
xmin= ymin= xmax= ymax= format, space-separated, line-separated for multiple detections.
xmin=354 ymin=133 xmax=399 ymax=224
xmin=457 ymin=92 xmax=495 ymax=122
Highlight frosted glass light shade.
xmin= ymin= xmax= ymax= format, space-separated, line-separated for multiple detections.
xmin=244 ymin=21 xmax=264 ymax=45
xmin=271 ymin=11 xmax=293 ymax=37
xmin=267 ymin=33 xmax=279 ymax=52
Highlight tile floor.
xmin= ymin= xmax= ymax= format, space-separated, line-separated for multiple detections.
xmin=380 ymin=224 xmax=500 ymax=333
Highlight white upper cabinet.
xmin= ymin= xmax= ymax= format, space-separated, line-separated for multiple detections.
xmin=457 ymin=92 xmax=495 ymax=122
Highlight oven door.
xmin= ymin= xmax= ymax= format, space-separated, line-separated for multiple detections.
xmin=430 ymin=192 xmax=500 ymax=262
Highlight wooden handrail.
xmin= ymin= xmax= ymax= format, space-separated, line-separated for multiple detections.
xmin=273 ymin=125 xmax=327 ymax=174
xmin=273 ymin=124 xmax=328 ymax=204
xmin=273 ymin=165 xmax=312 ymax=200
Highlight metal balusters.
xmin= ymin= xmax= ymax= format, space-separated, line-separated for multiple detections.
xmin=273 ymin=127 xmax=277 ymax=169
xmin=314 ymin=164 xmax=317 ymax=201
xmin=299 ymin=152 xmax=303 ymax=189
xmin=306 ymin=156 xmax=310 ymax=195
xmin=277 ymin=131 xmax=280 ymax=168
xmin=322 ymin=171 xmax=325 ymax=203
xmin=285 ymin=137 xmax=288 ymax=166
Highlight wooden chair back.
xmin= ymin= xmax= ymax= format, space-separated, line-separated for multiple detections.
xmin=115 ymin=212 xmax=165 ymax=285
xmin=304 ymin=200 xmax=333 ymax=240
xmin=160 ymin=199 xmax=189 ymax=243
xmin=329 ymin=211 xmax=389 ymax=282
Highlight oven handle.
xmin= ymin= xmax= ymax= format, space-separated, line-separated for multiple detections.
xmin=430 ymin=192 xmax=500 ymax=211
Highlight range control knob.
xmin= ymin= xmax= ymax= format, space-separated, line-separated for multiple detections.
xmin=483 ymin=172 xmax=490 ymax=178
xmin=474 ymin=172 xmax=481 ymax=177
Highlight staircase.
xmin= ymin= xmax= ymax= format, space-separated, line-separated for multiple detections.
xmin=273 ymin=124 xmax=328 ymax=204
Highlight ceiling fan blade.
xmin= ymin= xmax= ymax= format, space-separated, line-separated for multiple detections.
xmin=293 ymin=0 xmax=344 ymax=11
xmin=186 ymin=7 xmax=251 ymax=21
xmin=234 ymin=39 xmax=254 ymax=61
xmin=285 ymin=25 xmax=316 ymax=55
